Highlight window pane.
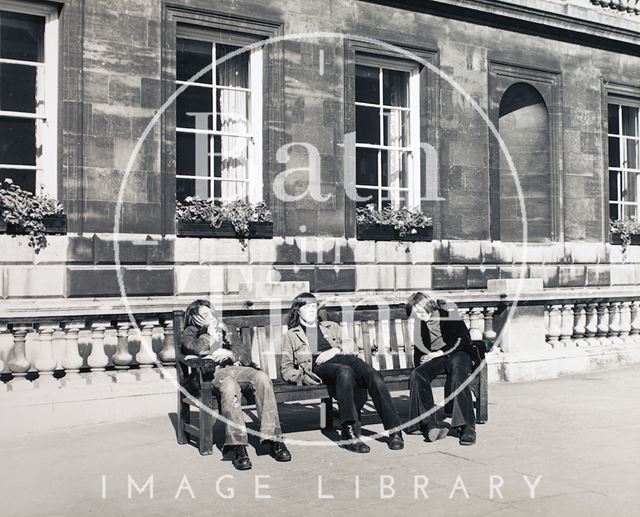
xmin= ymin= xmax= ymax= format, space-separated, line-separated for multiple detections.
xmin=608 ymin=137 xmax=620 ymax=168
xmin=622 ymin=106 xmax=638 ymax=137
xmin=609 ymin=203 xmax=619 ymax=221
xmin=608 ymin=104 xmax=620 ymax=135
xmin=356 ymin=187 xmax=378 ymax=209
xmin=213 ymin=135 xmax=249 ymax=180
xmin=177 ymin=132 xmax=212 ymax=176
xmin=0 ymin=63 xmax=37 ymax=113
xmin=0 ymin=116 xmax=35 ymax=165
xmin=624 ymin=173 xmax=637 ymax=203
xmin=213 ymin=179 xmax=247 ymax=201
xmin=0 ymin=11 xmax=44 ymax=62
xmin=216 ymin=44 xmax=249 ymax=88
xmin=356 ymin=105 xmax=380 ymax=145
xmin=609 ymin=170 xmax=619 ymax=202
xmin=355 ymin=65 xmax=379 ymax=104
xmin=176 ymin=177 xmax=209 ymax=201
xmin=177 ymin=38 xmax=212 ymax=84
xmin=216 ymin=89 xmax=249 ymax=133
xmin=356 ymin=147 xmax=378 ymax=186
xmin=625 ymin=139 xmax=638 ymax=170
xmin=382 ymin=69 xmax=409 ymax=107
xmin=0 ymin=168 xmax=35 ymax=193
xmin=381 ymin=150 xmax=410 ymax=189
xmin=627 ymin=205 xmax=637 ymax=219
xmin=176 ymin=85 xmax=213 ymax=129
xmin=383 ymin=108 xmax=410 ymax=148
xmin=380 ymin=188 xmax=409 ymax=207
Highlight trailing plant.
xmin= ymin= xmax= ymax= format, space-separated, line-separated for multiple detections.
xmin=610 ymin=217 xmax=640 ymax=258
xmin=176 ymin=197 xmax=272 ymax=249
xmin=356 ymin=203 xmax=432 ymax=238
xmin=0 ymin=178 xmax=64 ymax=254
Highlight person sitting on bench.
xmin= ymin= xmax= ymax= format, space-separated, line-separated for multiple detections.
xmin=404 ymin=292 xmax=478 ymax=446
xmin=182 ymin=299 xmax=291 ymax=470
xmin=280 ymin=292 xmax=404 ymax=453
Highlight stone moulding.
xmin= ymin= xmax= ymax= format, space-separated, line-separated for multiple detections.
xmin=356 ymin=223 xmax=433 ymax=242
xmin=176 ymin=221 xmax=273 ymax=239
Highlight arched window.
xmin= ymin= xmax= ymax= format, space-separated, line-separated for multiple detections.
xmin=496 ymin=82 xmax=551 ymax=243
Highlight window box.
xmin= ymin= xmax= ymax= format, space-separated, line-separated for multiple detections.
xmin=177 ymin=220 xmax=273 ymax=239
xmin=0 ymin=214 xmax=67 ymax=235
xmin=356 ymin=223 xmax=433 ymax=242
xmin=610 ymin=233 xmax=640 ymax=246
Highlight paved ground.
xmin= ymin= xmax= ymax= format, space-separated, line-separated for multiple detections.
xmin=1 ymin=365 xmax=639 ymax=517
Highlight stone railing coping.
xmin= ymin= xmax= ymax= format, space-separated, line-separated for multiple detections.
xmin=1 ymin=286 xmax=639 ymax=321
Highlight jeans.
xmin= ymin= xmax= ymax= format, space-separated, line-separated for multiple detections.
xmin=212 ymin=365 xmax=283 ymax=447
xmin=407 ymin=350 xmax=476 ymax=433
xmin=313 ymin=355 xmax=401 ymax=432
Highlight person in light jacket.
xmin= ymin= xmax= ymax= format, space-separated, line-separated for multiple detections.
xmin=281 ymin=292 xmax=404 ymax=453
xmin=182 ymin=299 xmax=291 ymax=470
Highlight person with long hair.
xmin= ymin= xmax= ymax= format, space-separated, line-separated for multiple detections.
xmin=281 ymin=293 xmax=404 ymax=453
xmin=182 ymin=299 xmax=291 ymax=470
xmin=404 ymin=292 xmax=478 ymax=446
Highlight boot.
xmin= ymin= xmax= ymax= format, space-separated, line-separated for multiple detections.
xmin=340 ymin=423 xmax=370 ymax=453
xmin=267 ymin=440 xmax=292 ymax=462
xmin=232 ymin=445 xmax=252 ymax=470
xmin=388 ymin=431 xmax=404 ymax=450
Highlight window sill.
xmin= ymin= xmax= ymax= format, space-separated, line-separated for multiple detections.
xmin=176 ymin=221 xmax=273 ymax=239
xmin=0 ymin=214 xmax=67 ymax=235
xmin=356 ymin=223 xmax=433 ymax=242
xmin=610 ymin=233 xmax=640 ymax=246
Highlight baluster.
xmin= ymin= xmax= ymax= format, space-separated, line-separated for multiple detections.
xmin=103 ymin=324 xmax=118 ymax=366
xmin=112 ymin=321 xmax=133 ymax=368
xmin=630 ymin=301 xmax=640 ymax=344
xmin=136 ymin=319 xmax=159 ymax=368
xmin=87 ymin=321 xmax=109 ymax=372
xmin=585 ymin=303 xmax=600 ymax=347
xmin=34 ymin=323 xmax=60 ymax=387
xmin=572 ymin=304 xmax=587 ymax=347
xmin=596 ymin=303 xmax=611 ymax=347
xmin=0 ymin=322 xmax=9 ymax=375
xmin=607 ymin=302 xmax=623 ymax=346
xmin=483 ymin=307 xmax=497 ymax=342
xmin=61 ymin=321 xmax=85 ymax=387
xmin=52 ymin=327 xmax=66 ymax=372
xmin=469 ymin=307 xmax=484 ymax=341
xmin=547 ymin=305 xmax=562 ymax=349
xmin=619 ymin=301 xmax=633 ymax=344
xmin=459 ymin=307 xmax=471 ymax=329
xmin=560 ymin=304 xmax=575 ymax=348
xmin=159 ymin=319 xmax=175 ymax=364
xmin=8 ymin=325 xmax=32 ymax=389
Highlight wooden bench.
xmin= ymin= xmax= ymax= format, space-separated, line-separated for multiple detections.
xmin=173 ymin=305 xmax=491 ymax=455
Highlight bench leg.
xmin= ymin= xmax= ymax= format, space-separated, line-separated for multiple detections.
xmin=198 ymin=389 xmax=214 ymax=455
xmin=476 ymin=364 xmax=488 ymax=424
xmin=320 ymin=397 xmax=333 ymax=430
xmin=176 ymin=392 xmax=189 ymax=445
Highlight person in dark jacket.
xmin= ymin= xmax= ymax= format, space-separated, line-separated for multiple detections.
xmin=405 ymin=292 xmax=478 ymax=446
xmin=281 ymin=293 xmax=404 ymax=453
xmin=182 ymin=299 xmax=291 ymax=470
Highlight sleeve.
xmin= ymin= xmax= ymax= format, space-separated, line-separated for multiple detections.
xmin=329 ymin=321 xmax=357 ymax=354
xmin=280 ymin=331 xmax=303 ymax=385
xmin=182 ymin=326 xmax=224 ymax=356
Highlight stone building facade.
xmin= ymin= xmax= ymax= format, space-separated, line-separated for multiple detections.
xmin=1 ymin=0 xmax=640 ymax=433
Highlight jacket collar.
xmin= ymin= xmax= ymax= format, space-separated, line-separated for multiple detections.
xmin=290 ymin=321 xmax=331 ymax=344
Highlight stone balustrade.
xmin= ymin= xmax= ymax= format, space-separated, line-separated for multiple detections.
xmin=0 ymin=315 xmax=175 ymax=390
xmin=590 ymin=1 xmax=640 ymax=15
xmin=544 ymin=300 xmax=640 ymax=349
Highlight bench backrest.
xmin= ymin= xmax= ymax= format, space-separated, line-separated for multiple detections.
xmin=173 ymin=305 xmax=419 ymax=380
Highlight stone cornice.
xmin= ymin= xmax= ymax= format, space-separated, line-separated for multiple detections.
xmin=363 ymin=0 xmax=640 ymax=55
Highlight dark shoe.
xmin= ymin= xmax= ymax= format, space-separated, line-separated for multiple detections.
xmin=424 ymin=425 xmax=449 ymax=442
xmin=232 ymin=445 xmax=252 ymax=470
xmin=388 ymin=431 xmax=404 ymax=450
xmin=341 ymin=424 xmax=370 ymax=453
xmin=459 ymin=426 xmax=476 ymax=446
xmin=268 ymin=440 xmax=292 ymax=462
